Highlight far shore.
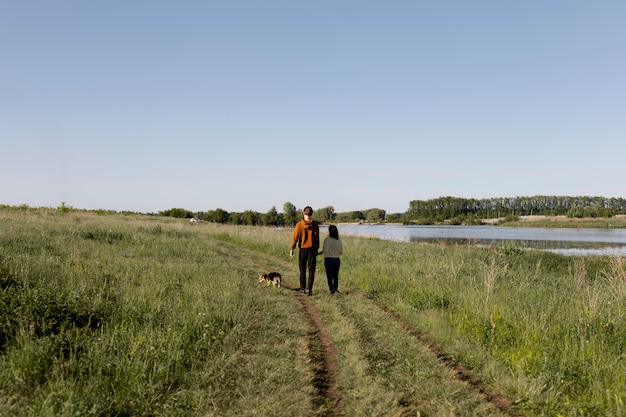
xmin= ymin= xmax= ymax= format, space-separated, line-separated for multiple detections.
xmin=346 ymin=214 xmax=626 ymax=229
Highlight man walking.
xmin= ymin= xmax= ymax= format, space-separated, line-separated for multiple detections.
xmin=289 ymin=206 xmax=320 ymax=295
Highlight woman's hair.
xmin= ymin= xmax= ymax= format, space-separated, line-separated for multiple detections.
xmin=328 ymin=224 xmax=339 ymax=240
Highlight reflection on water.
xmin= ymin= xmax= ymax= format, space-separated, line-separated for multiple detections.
xmin=321 ymin=224 xmax=626 ymax=256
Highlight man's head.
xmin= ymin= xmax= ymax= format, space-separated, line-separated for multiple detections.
xmin=303 ymin=206 xmax=313 ymax=216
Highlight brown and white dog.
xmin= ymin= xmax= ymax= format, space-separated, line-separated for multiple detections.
xmin=258 ymin=272 xmax=282 ymax=287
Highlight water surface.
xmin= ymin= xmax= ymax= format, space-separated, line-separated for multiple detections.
xmin=322 ymin=224 xmax=626 ymax=256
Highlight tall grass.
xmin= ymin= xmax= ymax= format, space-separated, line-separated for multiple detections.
xmin=0 ymin=211 xmax=310 ymax=416
xmin=342 ymin=237 xmax=626 ymax=416
xmin=2 ymin=209 xmax=625 ymax=416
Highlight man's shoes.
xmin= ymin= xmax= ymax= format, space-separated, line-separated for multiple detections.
xmin=298 ymin=289 xmax=306 ymax=294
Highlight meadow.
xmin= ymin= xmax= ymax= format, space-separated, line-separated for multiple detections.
xmin=1 ymin=208 xmax=625 ymax=416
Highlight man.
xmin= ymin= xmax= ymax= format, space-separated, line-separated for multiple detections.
xmin=289 ymin=206 xmax=320 ymax=295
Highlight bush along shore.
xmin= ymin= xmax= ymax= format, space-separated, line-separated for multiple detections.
xmin=1 ymin=208 xmax=625 ymax=416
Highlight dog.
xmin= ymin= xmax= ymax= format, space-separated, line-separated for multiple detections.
xmin=258 ymin=272 xmax=282 ymax=287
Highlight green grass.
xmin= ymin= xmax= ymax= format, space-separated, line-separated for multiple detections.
xmin=498 ymin=215 xmax=626 ymax=228
xmin=1 ymin=209 xmax=625 ymax=416
xmin=0 ymin=211 xmax=310 ymax=416
xmin=341 ymin=239 xmax=626 ymax=416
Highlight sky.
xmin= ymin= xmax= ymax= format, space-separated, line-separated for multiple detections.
xmin=1 ymin=1 xmax=625 ymax=215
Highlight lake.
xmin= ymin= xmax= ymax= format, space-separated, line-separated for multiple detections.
xmin=321 ymin=224 xmax=626 ymax=256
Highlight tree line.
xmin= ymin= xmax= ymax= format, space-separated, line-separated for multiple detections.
xmin=159 ymin=195 xmax=626 ymax=225
xmin=3 ymin=196 xmax=623 ymax=225
xmin=406 ymin=195 xmax=626 ymax=223
xmin=159 ymin=203 xmax=394 ymax=226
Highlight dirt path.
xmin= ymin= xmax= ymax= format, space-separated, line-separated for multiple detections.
xmin=292 ymin=287 xmax=342 ymax=416
xmin=235 ymin=246 xmax=519 ymax=416
xmin=244 ymin=253 xmax=342 ymax=416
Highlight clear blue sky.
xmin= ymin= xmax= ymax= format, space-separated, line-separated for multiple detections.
xmin=2 ymin=1 xmax=625 ymax=214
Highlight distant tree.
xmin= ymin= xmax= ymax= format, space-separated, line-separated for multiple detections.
xmin=160 ymin=208 xmax=193 ymax=218
xmin=314 ymin=206 xmax=335 ymax=222
xmin=204 ymin=208 xmax=230 ymax=224
xmin=407 ymin=195 xmax=626 ymax=221
xmin=365 ymin=208 xmax=386 ymax=223
xmin=262 ymin=206 xmax=283 ymax=226
xmin=385 ymin=212 xmax=404 ymax=223
xmin=583 ymin=205 xmax=600 ymax=218
xmin=283 ymin=202 xmax=297 ymax=226
xmin=242 ymin=210 xmax=260 ymax=226
xmin=58 ymin=202 xmax=76 ymax=214
xmin=335 ymin=211 xmax=364 ymax=223
xmin=228 ymin=212 xmax=243 ymax=225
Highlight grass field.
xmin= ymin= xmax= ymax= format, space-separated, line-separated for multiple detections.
xmin=496 ymin=214 xmax=626 ymax=228
xmin=1 ymin=208 xmax=625 ymax=416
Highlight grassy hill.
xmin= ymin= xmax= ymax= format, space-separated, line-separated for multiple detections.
xmin=1 ymin=209 xmax=625 ymax=416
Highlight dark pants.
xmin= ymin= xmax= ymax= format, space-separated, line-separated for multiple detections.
xmin=324 ymin=257 xmax=340 ymax=293
xmin=298 ymin=247 xmax=317 ymax=292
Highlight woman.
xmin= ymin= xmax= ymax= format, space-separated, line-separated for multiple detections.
xmin=321 ymin=225 xmax=343 ymax=294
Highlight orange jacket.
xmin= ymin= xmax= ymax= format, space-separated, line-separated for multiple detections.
xmin=290 ymin=219 xmax=320 ymax=250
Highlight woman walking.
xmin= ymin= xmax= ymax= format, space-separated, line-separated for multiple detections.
xmin=321 ymin=225 xmax=342 ymax=294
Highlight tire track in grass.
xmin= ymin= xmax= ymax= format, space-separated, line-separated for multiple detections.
xmin=232 ymin=249 xmax=342 ymax=417
xmin=222 ymin=239 xmax=515 ymax=416
xmin=356 ymin=290 xmax=522 ymax=417
xmin=294 ymin=289 xmax=342 ymax=416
